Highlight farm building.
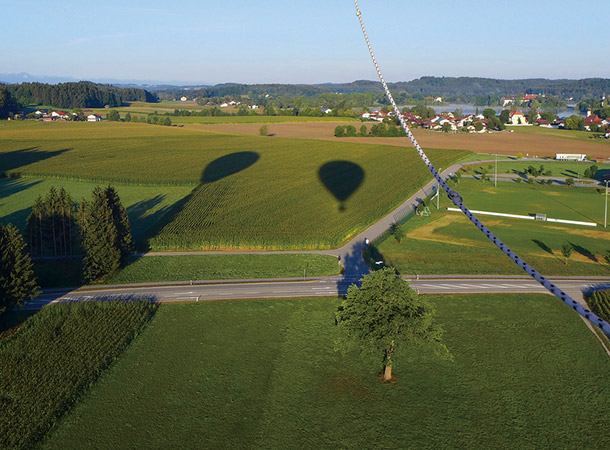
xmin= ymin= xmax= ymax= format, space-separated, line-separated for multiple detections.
xmin=87 ymin=114 xmax=102 ymax=122
xmin=555 ymin=153 xmax=587 ymax=161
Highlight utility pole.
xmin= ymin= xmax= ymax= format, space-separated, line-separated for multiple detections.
xmin=604 ymin=180 xmax=608 ymax=228
xmin=437 ymin=168 xmax=441 ymax=209
xmin=495 ymin=154 xmax=498 ymax=187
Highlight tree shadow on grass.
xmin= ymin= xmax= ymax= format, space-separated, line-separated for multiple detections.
xmin=337 ymin=241 xmax=371 ymax=296
xmin=0 ymin=207 xmax=33 ymax=232
xmin=0 ymin=309 xmax=38 ymax=341
xmin=532 ymin=239 xmax=553 ymax=255
xmin=0 ymin=147 xmax=69 ymax=179
xmin=0 ymin=177 xmax=44 ymax=203
xmin=569 ymin=241 xmax=598 ymax=262
xmin=319 ymin=161 xmax=365 ymax=212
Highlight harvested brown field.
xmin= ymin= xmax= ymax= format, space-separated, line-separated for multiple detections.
xmin=187 ymin=122 xmax=610 ymax=158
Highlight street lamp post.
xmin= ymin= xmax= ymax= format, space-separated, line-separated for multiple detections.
xmin=495 ymin=154 xmax=498 ymax=187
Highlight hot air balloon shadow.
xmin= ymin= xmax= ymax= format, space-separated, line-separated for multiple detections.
xmin=318 ymin=161 xmax=365 ymax=212
xmin=201 ymin=151 xmax=260 ymax=184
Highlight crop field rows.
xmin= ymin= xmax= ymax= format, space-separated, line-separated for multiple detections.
xmin=0 ymin=301 xmax=157 ymax=450
xmin=1 ymin=121 xmax=469 ymax=250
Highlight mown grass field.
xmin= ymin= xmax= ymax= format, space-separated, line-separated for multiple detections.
xmin=0 ymin=301 xmax=157 ymax=450
xmin=377 ymin=178 xmax=610 ymax=275
xmin=40 ymin=295 xmax=610 ymax=449
xmin=108 ymin=254 xmax=340 ymax=284
xmin=1 ymin=120 xmax=469 ymax=249
xmin=508 ymin=124 xmax=609 ymax=145
xmin=32 ymin=254 xmax=340 ymax=289
xmin=464 ymin=159 xmax=610 ymax=179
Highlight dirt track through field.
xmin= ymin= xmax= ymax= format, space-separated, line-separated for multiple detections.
xmin=187 ymin=122 xmax=610 ymax=158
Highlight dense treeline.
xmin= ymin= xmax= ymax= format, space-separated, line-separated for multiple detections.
xmin=0 ymin=88 xmax=18 ymax=119
xmin=26 ymin=185 xmax=134 ymax=283
xmin=155 ymin=77 xmax=610 ymax=105
xmin=4 ymin=81 xmax=157 ymax=109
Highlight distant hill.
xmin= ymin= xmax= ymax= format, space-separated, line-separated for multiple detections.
xmin=2 ymin=81 xmax=157 ymax=108
xmin=2 ymin=73 xmax=609 ymax=101
xmin=151 ymin=77 xmax=610 ymax=100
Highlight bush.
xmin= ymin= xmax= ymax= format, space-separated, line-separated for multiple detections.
xmin=334 ymin=125 xmax=345 ymax=138
xmin=259 ymin=125 xmax=269 ymax=136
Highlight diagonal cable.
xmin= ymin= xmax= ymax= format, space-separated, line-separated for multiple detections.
xmin=354 ymin=0 xmax=610 ymax=338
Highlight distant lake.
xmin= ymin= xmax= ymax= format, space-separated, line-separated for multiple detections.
xmin=395 ymin=103 xmax=584 ymax=118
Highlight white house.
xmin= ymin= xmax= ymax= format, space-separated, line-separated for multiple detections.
xmin=51 ymin=111 xmax=69 ymax=120
xmin=87 ymin=114 xmax=102 ymax=122
xmin=180 ymin=96 xmax=187 ymax=102
xmin=509 ymin=110 xmax=528 ymax=125
xmin=502 ymin=97 xmax=516 ymax=107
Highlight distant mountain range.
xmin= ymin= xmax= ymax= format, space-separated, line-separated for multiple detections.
xmin=0 ymin=72 xmax=211 ymax=89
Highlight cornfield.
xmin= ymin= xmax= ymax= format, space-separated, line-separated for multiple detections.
xmin=0 ymin=300 xmax=157 ymax=449
xmin=586 ymin=289 xmax=610 ymax=322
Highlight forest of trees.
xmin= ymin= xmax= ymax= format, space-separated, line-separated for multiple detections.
xmin=3 ymin=81 xmax=157 ymax=109
xmin=25 ymin=185 xmax=134 ymax=283
xmin=155 ymin=77 xmax=610 ymax=106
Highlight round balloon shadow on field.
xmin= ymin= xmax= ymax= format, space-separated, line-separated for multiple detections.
xmin=201 ymin=152 xmax=260 ymax=184
xmin=318 ymin=161 xmax=365 ymax=211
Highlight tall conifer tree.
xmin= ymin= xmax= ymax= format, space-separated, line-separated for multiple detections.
xmin=0 ymin=223 xmax=40 ymax=314
xmin=104 ymin=186 xmax=134 ymax=262
xmin=78 ymin=188 xmax=121 ymax=283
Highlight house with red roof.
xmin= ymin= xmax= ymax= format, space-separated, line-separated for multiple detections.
xmin=509 ymin=110 xmax=528 ymax=125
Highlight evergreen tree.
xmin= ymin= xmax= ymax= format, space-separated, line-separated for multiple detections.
xmin=0 ymin=223 xmax=40 ymax=314
xmin=104 ymin=186 xmax=134 ymax=261
xmin=26 ymin=187 xmax=75 ymax=257
xmin=78 ymin=188 xmax=121 ymax=283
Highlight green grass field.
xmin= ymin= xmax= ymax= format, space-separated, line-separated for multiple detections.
xmin=1 ymin=120 xmax=469 ymax=250
xmin=108 ymin=254 xmax=340 ymax=283
xmin=464 ymin=159 xmax=610 ymax=179
xmin=508 ymin=125 xmax=609 ymax=145
xmin=0 ymin=177 xmax=192 ymax=241
xmin=39 ymin=295 xmax=610 ymax=449
xmin=32 ymin=254 xmax=340 ymax=289
xmin=377 ymin=179 xmax=610 ymax=275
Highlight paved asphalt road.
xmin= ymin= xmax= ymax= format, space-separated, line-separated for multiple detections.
xmin=24 ymin=276 xmax=608 ymax=310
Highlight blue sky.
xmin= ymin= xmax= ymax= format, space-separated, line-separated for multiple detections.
xmin=2 ymin=0 xmax=608 ymax=84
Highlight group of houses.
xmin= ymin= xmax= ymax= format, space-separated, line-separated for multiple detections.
xmin=361 ymin=108 xmax=610 ymax=134
xmin=30 ymin=110 xmax=102 ymax=122
xmin=360 ymin=110 xmax=498 ymax=133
